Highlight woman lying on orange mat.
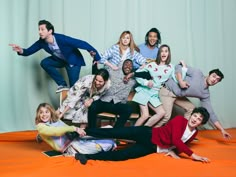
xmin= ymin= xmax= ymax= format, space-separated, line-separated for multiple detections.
xmin=35 ymin=103 xmax=116 ymax=156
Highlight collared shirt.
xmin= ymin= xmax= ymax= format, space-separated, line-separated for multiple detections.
xmin=99 ymin=44 xmax=146 ymax=70
xmin=48 ymin=36 xmax=65 ymax=60
xmin=101 ymin=61 xmax=136 ymax=104
xmin=165 ymin=64 xmax=218 ymax=123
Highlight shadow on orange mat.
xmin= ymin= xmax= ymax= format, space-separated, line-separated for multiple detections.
xmin=0 ymin=129 xmax=236 ymax=177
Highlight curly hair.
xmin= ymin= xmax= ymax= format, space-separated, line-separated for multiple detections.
xmin=191 ymin=107 xmax=210 ymax=124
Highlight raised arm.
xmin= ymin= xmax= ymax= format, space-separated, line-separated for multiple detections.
xmin=63 ymin=35 xmax=101 ymax=61
xmin=99 ymin=45 xmax=119 ymax=70
xmin=9 ymin=44 xmax=23 ymax=54
xmin=175 ymin=63 xmax=190 ymax=89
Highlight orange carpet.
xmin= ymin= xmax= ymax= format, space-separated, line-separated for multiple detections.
xmin=0 ymin=129 xmax=236 ymax=177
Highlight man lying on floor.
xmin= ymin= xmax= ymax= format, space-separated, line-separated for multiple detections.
xmin=74 ymin=107 xmax=210 ymax=164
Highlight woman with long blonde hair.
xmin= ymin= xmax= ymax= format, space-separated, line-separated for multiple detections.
xmin=99 ymin=30 xmax=146 ymax=71
xmin=35 ymin=103 xmax=116 ymax=155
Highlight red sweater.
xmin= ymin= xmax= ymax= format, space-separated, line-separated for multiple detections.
xmin=151 ymin=115 xmax=197 ymax=156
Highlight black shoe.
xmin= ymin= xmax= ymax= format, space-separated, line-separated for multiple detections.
xmin=36 ymin=134 xmax=43 ymax=143
xmin=75 ymin=152 xmax=88 ymax=165
xmin=65 ymin=132 xmax=79 ymax=141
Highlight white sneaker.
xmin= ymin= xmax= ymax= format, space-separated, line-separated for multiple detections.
xmin=101 ymin=125 xmax=113 ymax=128
xmin=56 ymin=85 xmax=69 ymax=93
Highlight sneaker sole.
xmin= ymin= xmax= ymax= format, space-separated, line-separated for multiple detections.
xmin=56 ymin=88 xmax=69 ymax=93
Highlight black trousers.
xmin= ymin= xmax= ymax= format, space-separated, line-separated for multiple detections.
xmin=85 ymin=126 xmax=156 ymax=161
xmin=88 ymin=100 xmax=132 ymax=128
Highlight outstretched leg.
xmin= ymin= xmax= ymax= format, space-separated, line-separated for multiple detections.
xmin=156 ymin=87 xmax=176 ymax=126
xmin=75 ymin=143 xmax=155 ymax=164
xmin=85 ymin=126 xmax=152 ymax=144
xmin=40 ymin=56 xmax=67 ymax=86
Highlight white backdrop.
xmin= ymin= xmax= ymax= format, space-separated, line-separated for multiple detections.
xmin=0 ymin=0 xmax=235 ymax=132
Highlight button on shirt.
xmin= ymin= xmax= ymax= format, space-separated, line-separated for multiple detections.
xmin=48 ymin=36 xmax=65 ymax=60
xmin=101 ymin=61 xmax=136 ymax=104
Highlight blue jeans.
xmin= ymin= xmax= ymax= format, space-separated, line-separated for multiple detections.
xmin=40 ymin=56 xmax=81 ymax=87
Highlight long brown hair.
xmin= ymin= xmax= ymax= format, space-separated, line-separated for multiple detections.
xmin=35 ymin=103 xmax=58 ymax=124
xmin=155 ymin=44 xmax=171 ymax=65
xmin=90 ymin=68 xmax=110 ymax=97
xmin=116 ymin=31 xmax=140 ymax=55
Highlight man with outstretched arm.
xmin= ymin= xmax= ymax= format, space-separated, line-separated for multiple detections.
xmin=9 ymin=20 xmax=101 ymax=93
xmin=158 ymin=65 xmax=231 ymax=139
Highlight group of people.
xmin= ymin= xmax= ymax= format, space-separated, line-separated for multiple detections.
xmin=10 ymin=20 xmax=231 ymax=165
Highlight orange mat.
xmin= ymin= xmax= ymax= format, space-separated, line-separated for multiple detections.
xmin=0 ymin=129 xmax=236 ymax=177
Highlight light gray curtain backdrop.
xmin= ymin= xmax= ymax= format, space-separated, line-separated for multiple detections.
xmin=0 ymin=0 xmax=235 ymax=132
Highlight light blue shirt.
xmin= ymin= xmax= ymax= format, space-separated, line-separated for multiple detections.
xmin=138 ymin=43 xmax=159 ymax=59
xmin=134 ymin=43 xmax=159 ymax=69
xmin=48 ymin=36 xmax=65 ymax=60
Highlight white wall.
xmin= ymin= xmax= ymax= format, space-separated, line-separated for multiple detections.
xmin=0 ymin=0 xmax=235 ymax=132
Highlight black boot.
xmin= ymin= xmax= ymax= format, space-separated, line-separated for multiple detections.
xmin=75 ymin=152 xmax=88 ymax=165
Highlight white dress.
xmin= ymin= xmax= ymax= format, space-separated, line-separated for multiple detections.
xmin=59 ymin=75 xmax=110 ymax=123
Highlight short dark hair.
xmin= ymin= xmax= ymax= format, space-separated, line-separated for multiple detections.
xmin=145 ymin=28 xmax=161 ymax=47
xmin=38 ymin=20 xmax=54 ymax=34
xmin=191 ymin=107 xmax=210 ymax=124
xmin=123 ymin=59 xmax=134 ymax=69
xmin=209 ymin=69 xmax=224 ymax=81
xmin=122 ymin=59 xmax=134 ymax=74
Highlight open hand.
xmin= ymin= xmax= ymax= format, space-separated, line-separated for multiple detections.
xmin=222 ymin=130 xmax=231 ymax=140
xmin=191 ymin=153 xmax=210 ymax=163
